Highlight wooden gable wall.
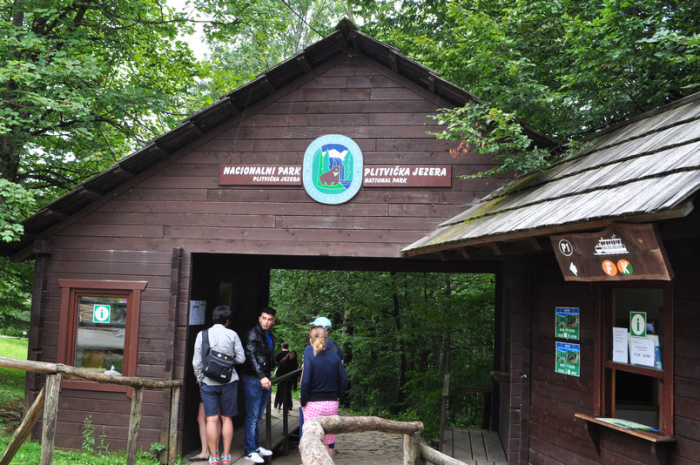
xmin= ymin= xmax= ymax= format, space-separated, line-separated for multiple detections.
xmin=30 ymin=52 xmax=501 ymax=450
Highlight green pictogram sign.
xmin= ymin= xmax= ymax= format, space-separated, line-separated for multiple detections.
xmin=93 ymin=305 xmax=111 ymax=323
xmin=630 ymin=312 xmax=647 ymax=338
xmin=555 ymin=342 xmax=580 ymax=377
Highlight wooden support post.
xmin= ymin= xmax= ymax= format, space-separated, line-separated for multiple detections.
xmin=126 ymin=386 xmax=144 ymax=465
xmin=438 ymin=374 xmax=449 ymax=452
xmin=404 ymin=433 xmax=423 ymax=465
xmin=265 ymin=392 xmax=272 ymax=455
xmin=168 ymin=386 xmax=181 ymax=464
xmin=0 ymin=386 xmax=45 ymax=465
xmin=41 ymin=373 xmax=61 ymax=465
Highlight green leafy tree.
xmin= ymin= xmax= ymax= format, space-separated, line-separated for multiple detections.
xmin=351 ymin=0 xmax=700 ymax=178
xmin=0 ymin=0 xmax=207 ymax=223
xmin=269 ymin=269 xmax=495 ymax=435
xmin=188 ymin=0 xmax=355 ymax=107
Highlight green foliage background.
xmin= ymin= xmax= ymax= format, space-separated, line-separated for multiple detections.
xmin=270 ymin=270 xmax=496 ymax=435
xmin=1 ymin=0 xmax=699 ymax=439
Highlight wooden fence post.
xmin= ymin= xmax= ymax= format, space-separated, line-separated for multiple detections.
xmin=126 ymin=386 xmax=144 ymax=465
xmin=40 ymin=373 xmax=61 ymax=465
xmin=168 ymin=386 xmax=181 ymax=464
xmin=404 ymin=432 xmax=423 ymax=465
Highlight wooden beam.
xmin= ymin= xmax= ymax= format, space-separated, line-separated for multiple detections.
xmin=160 ymin=248 xmax=182 ymax=453
xmin=296 ymin=55 xmax=312 ymax=73
xmin=186 ymin=120 xmax=205 ymax=137
xmin=428 ymin=74 xmax=437 ymax=94
xmin=459 ymin=248 xmax=470 ymax=259
xmin=33 ymin=240 xmax=53 ymax=255
xmin=77 ymin=187 xmax=100 ymax=201
xmin=260 ymin=76 xmax=276 ymax=95
xmin=528 ymin=237 xmax=543 ymax=251
xmin=113 ymin=166 xmax=135 ymax=179
xmin=40 ymin=209 xmax=67 ymax=222
xmin=148 ymin=143 xmax=171 ymax=159
xmin=348 ymin=31 xmax=361 ymax=52
xmin=389 ymin=51 xmax=399 ymax=73
xmin=489 ymin=243 xmax=502 ymax=256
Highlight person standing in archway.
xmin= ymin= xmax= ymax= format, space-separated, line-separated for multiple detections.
xmin=300 ymin=325 xmax=348 ymax=459
xmin=241 ymin=307 xmax=277 ymax=464
xmin=310 ymin=317 xmax=343 ymax=362
xmin=192 ymin=305 xmax=245 ymax=465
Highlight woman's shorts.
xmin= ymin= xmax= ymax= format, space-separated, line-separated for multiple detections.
xmin=302 ymin=400 xmax=339 ymax=444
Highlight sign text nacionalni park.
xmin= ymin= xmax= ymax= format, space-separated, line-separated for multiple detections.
xmin=219 ymin=165 xmax=451 ymax=188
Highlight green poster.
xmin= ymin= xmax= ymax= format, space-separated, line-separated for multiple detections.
xmin=556 ymin=342 xmax=580 ymax=377
xmin=555 ymin=307 xmax=580 ymax=340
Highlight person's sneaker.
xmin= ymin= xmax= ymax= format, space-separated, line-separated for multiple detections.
xmin=208 ymin=457 xmax=220 ymax=465
xmin=221 ymin=455 xmax=231 ymax=465
xmin=244 ymin=452 xmax=264 ymax=463
xmin=257 ymin=446 xmax=273 ymax=457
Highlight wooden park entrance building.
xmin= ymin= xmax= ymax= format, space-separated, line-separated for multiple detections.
xmin=0 ymin=20 xmax=550 ymax=456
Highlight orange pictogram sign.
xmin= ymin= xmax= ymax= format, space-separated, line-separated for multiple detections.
xmin=602 ymin=260 xmax=617 ymax=276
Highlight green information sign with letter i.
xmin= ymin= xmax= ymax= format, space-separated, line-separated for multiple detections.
xmin=93 ymin=304 xmax=111 ymax=323
xmin=630 ymin=312 xmax=647 ymax=338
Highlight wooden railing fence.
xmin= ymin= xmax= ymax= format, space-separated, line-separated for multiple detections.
xmin=0 ymin=356 xmax=181 ymax=465
xmin=299 ymin=415 xmax=468 ymax=465
xmin=266 ymin=367 xmax=302 ymax=453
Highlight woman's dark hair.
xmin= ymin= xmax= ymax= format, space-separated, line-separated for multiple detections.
xmin=281 ymin=350 xmax=297 ymax=365
xmin=212 ymin=305 xmax=232 ymax=325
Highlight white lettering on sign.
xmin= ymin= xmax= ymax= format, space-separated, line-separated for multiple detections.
xmin=222 ymin=166 xmax=301 ymax=176
xmin=364 ymin=166 xmax=411 ymax=177
xmin=362 ymin=165 xmax=452 ymax=188
xmin=220 ymin=165 xmax=302 ymax=185
xmin=223 ymin=166 xmax=277 ymax=175
xmin=410 ymin=167 xmax=447 ymax=176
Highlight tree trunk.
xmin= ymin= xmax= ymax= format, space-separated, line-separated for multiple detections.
xmin=390 ymin=272 xmax=406 ymax=403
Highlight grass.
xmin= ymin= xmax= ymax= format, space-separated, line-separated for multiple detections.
xmin=0 ymin=336 xmax=174 ymax=464
xmin=0 ymin=336 xmax=27 ymax=429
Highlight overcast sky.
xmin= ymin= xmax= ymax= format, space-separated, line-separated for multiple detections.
xmin=167 ymin=0 xmax=209 ymax=59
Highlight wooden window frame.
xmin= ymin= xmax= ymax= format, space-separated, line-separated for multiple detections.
xmin=57 ymin=279 xmax=147 ymax=393
xmin=594 ymin=282 xmax=674 ymax=435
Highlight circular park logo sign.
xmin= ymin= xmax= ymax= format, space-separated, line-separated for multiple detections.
xmin=303 ymin=135 xmax=363 ymax=204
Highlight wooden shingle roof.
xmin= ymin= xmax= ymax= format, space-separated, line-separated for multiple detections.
xmin=403 ymin=92 xmax=700 ymax=258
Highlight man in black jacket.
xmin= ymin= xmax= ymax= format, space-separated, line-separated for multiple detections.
xmin=241 ymin=307 xmax=277 ymax=463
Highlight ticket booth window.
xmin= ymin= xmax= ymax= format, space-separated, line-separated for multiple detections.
xmin=599 ymin=284 xmax=673 ymax=434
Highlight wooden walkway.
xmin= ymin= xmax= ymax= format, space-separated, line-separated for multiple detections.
xmin=441 ymin=428 xmax=508 ymax=465
xmin=184 ymin=408 xmax=300 ymax=464
xmin=183 ymin=414 xmax=506 ymax=465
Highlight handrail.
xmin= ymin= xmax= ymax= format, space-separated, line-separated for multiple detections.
xmin=265 ymin=367 xmax=302 ymax=451
xmin=299 ymin=415 xmax=464 ymax=465
xmin=0 ymin=356 xmax=181 ymax=388
xmin=271 ymin=367 xmax=302 ymax=385
xmin=0 ymin=356 xmax=182 ymax=465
